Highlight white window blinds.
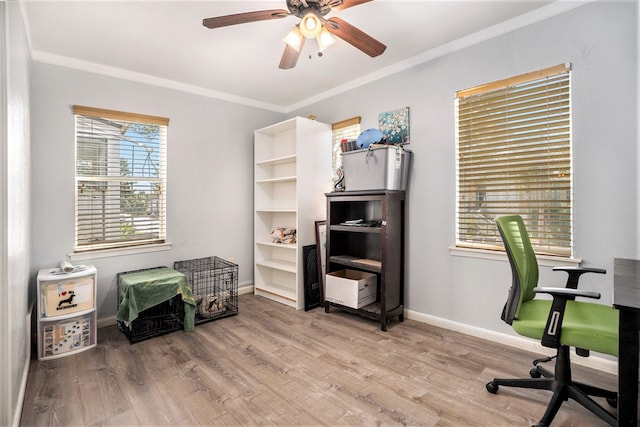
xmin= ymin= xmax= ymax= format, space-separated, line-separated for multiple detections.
xmin=455 ymin=64 xmax=572 ymax=257
xmin=73 ymin=106 xmax=169 ymax=252
xmin=331 ymin=116 xmax=361 ymax=172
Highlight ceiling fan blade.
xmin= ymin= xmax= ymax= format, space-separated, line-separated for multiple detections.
xmin=331 ymin=0 xmax=373 ymax=11
xmin=279 ymin=38 xmax=306 ymax=69
xmin=325 ymin=17 xmax=386 ymax=57
xmin=203 ymin=10 xmax=289 ymax=29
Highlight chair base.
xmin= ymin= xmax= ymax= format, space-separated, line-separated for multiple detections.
xmin=486 ymin=346 xmax=617 ymax=426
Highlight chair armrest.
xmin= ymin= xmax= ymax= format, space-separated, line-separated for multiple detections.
xmin=534 ymin=286 xmax=602 ymax=348
xmin=533 ymin=286 xmax=601 ymax=300
xmin=552 ymin=266 xmax=606 ymax=289
xmin=552 ymin=266 xmax=606 ymax=274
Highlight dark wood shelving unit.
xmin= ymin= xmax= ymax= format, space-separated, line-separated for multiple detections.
xmin=324 ymin=190 xmax=405 ymax=331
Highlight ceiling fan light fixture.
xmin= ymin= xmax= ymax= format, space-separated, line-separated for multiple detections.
xmin=299 ymin=10 xmax=322 ymax=38
xmin=203 ymin=0 xmax=387 ymax=70
xmin=283 ymin=25 xmax=304 ymax=51
xmin=317 ymin=26 xmax=337 ymax=52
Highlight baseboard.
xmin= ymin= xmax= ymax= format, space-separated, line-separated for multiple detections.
xmin=14 ymin=304 xmax=33 ymax=427
xmin=238 ymin=283 xmax=254 ymax=295
xmin=404 ymin=309 xmax=618 ymax=375
xmin=97 ymin=316 xmax=117 ymax=328
xmin=13 ymin=349 xmax=30 ymax=427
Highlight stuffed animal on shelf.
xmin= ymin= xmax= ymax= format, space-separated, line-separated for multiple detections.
xmin=270 ymin=227 xmax=296 ymax=244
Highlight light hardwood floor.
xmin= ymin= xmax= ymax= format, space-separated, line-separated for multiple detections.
xmin=22 ymin=293 xmax=621 ymax=426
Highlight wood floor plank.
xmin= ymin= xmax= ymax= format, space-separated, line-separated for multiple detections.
xmin=74 ymin=345 xmax=130 ymax=425
xmin=26 ymin=356 xmax=86 ymax=426
xmin=20 ymin=293 xmax=627 ymax=426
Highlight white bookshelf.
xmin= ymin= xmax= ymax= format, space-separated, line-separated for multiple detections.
xmin=254 ymin=117 xmax=331 ymax=309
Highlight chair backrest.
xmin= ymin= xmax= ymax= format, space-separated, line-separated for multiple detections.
xmin=495 ymin=215 xmax=539 ymax=325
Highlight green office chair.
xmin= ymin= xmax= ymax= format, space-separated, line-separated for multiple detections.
xmin=486 ymin=215 xmax=618 ymax=426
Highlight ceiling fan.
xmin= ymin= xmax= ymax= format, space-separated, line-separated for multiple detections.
xmin=202 ymin=0 xmax=386 ymax=69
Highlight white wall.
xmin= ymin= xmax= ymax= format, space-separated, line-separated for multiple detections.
xmin=30 ymin=63 xmax=283 ymax=320
xmin=29 ymin=1 xmax=637 ymax=343
xmin=292 ymin=1 xmax=638 ymax=334
xmin=1 ymin=2 xmax=32 ymax=425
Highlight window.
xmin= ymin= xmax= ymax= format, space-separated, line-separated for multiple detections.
xmin=331 ymin=116 xmax=361 ymax=173
xmin=73 ymin=106 xmax=168 ymax=252
xmin=455 ymin=64 xmax=571 ymax=257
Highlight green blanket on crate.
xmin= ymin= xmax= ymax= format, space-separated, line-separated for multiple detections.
xmin=116 ymin=267 xmax=196 ymax=332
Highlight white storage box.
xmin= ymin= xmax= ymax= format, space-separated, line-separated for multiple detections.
xmin=38 ymin=267 xmax=96 ymax=317
xmin=39 ymin=311 xmax=96 ymax=359
xmin=41 ymin=275 xmax=94 ymax=317
xmin=325 ymin=269 xmax=377 ymax=309
xmin=341 ymin=145 xmax=411 ymax=191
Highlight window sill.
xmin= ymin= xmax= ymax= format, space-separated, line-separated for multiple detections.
xmin=449 ymin=246 xmax=581 ymax=267
xmin=69 ymin=241 xmax=173 ymax=262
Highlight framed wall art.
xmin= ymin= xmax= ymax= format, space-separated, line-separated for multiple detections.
xmin=378 ymin=106 xmax=410 ymax=144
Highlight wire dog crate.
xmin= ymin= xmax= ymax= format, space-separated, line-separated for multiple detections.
xmin=173 ymin=256 xmax=238 ymax=324
xmin=116 ymin=266 xmax=185 ymax=343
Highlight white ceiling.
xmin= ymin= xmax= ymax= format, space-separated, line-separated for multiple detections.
xmin=23 ymin=0 xmax=575 ymax=112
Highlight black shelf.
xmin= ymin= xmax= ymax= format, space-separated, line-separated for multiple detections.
xmin=324 ymin=190 xmax=405 ymax=331
xmin=328 ymin=255 xmax=382 ymax=273
xmin=330 ymin=224 xmax=382 ymax=233
xmin=324 ymin=301 xmax=404 ymax=323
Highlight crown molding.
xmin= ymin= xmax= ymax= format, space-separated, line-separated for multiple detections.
xmin=30 ymin=49 xmax=287 ymax=113
xmin=29 ymin=0 xmax=592 ymax=114
xmin=285 ymin=0 xmax=593 ymax=112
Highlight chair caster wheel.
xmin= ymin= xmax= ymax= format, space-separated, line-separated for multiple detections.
xmin=529 ymin=368 xmax=541 ymax=378
xmin=486 ymin=381 xmax=499 ymax=394
xmin=606 ymin=397 xmax=617 ymax=408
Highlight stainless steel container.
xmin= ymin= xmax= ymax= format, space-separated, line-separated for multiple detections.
xmin=341 ymin=145 xmax=411 ymax=191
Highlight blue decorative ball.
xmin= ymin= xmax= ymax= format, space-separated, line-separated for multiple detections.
xmin=356 ymin=129 xmax=385 ymax=149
